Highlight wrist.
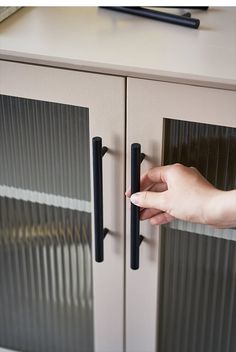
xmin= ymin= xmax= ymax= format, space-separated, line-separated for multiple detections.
xmin=205 ymin=189 xmax=236 ymax=228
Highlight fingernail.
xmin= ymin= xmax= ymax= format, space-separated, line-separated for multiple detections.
xmin=130 ymin=193 xmax=141 ymax=206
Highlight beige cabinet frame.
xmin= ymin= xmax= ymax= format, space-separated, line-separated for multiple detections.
xmin=126 ymin=77 xmax=236 ymax=352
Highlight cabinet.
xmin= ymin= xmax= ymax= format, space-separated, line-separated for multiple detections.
xmin=1 ymin=60 xmax=236 ymax=352
xmin=0 ymin=6 xmax=236 ymax=352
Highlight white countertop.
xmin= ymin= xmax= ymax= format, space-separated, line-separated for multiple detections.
xmin=0 ymin=7 xmax=236 ymax=89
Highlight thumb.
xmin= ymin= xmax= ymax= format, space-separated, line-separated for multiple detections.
xmin=130 ymin=191 xmax=166 ymax=211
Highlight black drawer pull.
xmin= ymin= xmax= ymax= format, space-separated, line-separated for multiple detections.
xmin=130 ymin=143 xmax=145 ymax=270
xmin=92 ymin=136 xmax=108 ymax=262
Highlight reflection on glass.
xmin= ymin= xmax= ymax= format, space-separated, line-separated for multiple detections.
xmin=158 ymin=119 xmax=236 ymax=352
xmin=0 ymin=95 xmax=94 ymax=352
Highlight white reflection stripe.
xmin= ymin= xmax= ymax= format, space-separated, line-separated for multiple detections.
xmin=169 ymin=220 xmax=236 ymax=242
xmin=0 ymin=185 xmax=91 ymax=213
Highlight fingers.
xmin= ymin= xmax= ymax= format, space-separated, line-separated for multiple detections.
xmin=126 ymin=165 xmax=171 ymax=197
xmin=130 ymin=190 xmax=167 ymax=212
xmin=142 ymin=165 xmax=171 ymax=185
xmin=150 ymin=212 xmax=174 ymax=225
xmin=125 ymin=172 xmax=154 ymax=197
xmin=126 ymin=181 xmax=167 ymax=198
xmin=125 ymin=187 xmax=132 ymax=197
xmin=140 ymin=208 xmax=162 ymax=220
xmin=151 ymin=182 xmax=168 ymax=193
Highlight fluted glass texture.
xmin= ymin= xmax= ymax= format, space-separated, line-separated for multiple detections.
xmin=0 ymin=95 xmax=90 ymax=201
xmin=0 ymin=95 xmax=93 ymax=352
xmin=158 ymin=119 xmax=236 ymax=352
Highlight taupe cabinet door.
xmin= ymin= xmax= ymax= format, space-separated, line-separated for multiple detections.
xmin=0 ymin=61 xmax=125 ymax=352
xmin=127 ymin=77 xmax=236 ymax=352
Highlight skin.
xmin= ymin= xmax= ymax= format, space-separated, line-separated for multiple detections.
xmin=126 ymin=163 xmax=236 ymax=229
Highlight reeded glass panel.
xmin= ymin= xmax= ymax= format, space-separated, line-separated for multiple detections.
xmin=158 ymin=119 xmax=236 ymax=352
xmin=0 ymin=95 xmax=90 ymax=200
xmin=0 ymin=95 xmax=93 ymax=352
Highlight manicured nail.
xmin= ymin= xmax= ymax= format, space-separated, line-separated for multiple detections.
xmin=130 ymin=193 xmax=141 ymax=206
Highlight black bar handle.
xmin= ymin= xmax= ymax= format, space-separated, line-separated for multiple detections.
xmin=102 ymin=7 xmax=200 ymax=29
xmin=168 ymin=7 xmax=209 ymax=10
xmin=131 ymin=143 xmax=145 ymax=270
xmin=92 ymin=137 xmax=108 ymax=262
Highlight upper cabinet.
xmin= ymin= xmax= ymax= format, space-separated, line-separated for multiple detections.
xmin=126 ymin=77 xmax=236 ymax=352
xmin=0 ymin=7 xmax=235 ymax=89
xmin=0 ymin=60 xmax=125 ymax=352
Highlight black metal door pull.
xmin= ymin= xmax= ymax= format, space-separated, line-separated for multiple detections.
xmin=92 ymin=136 xmax=109 ymax=262
xmin=131 ymin=143 xmax=145 ymax=270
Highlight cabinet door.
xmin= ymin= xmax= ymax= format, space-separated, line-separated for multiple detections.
xmin=0 ymin=61 xmax=125 ymax=352
xmin=127 ymin=78 xmax=236 ymax=352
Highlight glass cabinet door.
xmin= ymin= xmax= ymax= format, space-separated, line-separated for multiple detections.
xmin=0 ymin=61 xmax=125 ymax=352
xmin=158 ymin=119 xmax=236 ymax=352
xmin=0 ymin=95 xmax=93 ymax=352
xmin=127 ymin=77 xmax=236 ymax=352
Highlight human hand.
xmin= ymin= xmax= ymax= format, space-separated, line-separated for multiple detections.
xmin=126 ymin=163 xmax=228 ymax=227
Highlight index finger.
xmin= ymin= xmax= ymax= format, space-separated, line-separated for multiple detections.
xmin=140 ymin=165 xmax=171 ymax=189
xmin=126 ymin=165 xmax=170 ymax=197
xmin=125 ymin=169 xmax=152 ymax=197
